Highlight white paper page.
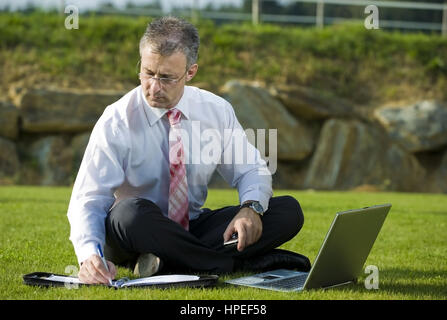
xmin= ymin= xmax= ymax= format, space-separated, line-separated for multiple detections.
xmin=121 ymin=275 xmax=200 ymax=287
xmin=43 ymin=275 xmax=121 ymax=287
xmin=42 ymin=275 xmax=82 ymax=284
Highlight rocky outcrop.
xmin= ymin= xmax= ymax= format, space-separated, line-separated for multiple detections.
xmin=268 ymin=84 xmax=359 ymax=120
xmin=0 ymin=100 xmax=19 ymax=140
xmin=13 ymin=87 xmax=125 ymax=133
xmin=221 ymin=81 xmax=317 ymax=161
xmin=304 ymin=119 xmax=426 ymax=191
xmin=28 ymin=136 xmax=74 ymax=185
xmin=71 ymin=132 xmax=91 ymax=173
xmin=0 ymin=81 xmax=446 ymax=194
xmin=0 ymin=137 xmax=20 ymax=182
xmin=430 ymin=150 xmax=447 ymax=193
xmin=374 ymin=100 xmax=447 ymax=153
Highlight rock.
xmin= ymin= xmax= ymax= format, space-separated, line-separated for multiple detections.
xmin=268 ymin=84 xmax=357 ymax=120
xmin=304 ymin=119 xmax=426 ymax=191
xmin=374 ymin=100 xmax=447 ymax=153
xmin=14 ymin=87 xmax=125 ymax=133
xmin=0 ymin=100 xmax=19 ymax=140
xmin=221 ymin=80 xmax=317 ymax=161
xmin=431 ymin=150 xmax=447 ymax=193
xmin=8 ymin=86 xmax=26 ymax=107
xmin=71 ymin=132 xmax=91 ymax=178
xmin=272 ymin=160 xmax=310 ymax=189
xmin=0 ymin=137 xmax=20 ymax=181
xmin=29 ymin=136 xmax=73 ymax=185
xmin=208 ymin=160 xmax=308 ymax=190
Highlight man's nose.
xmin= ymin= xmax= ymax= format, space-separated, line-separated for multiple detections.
xmin=149 ymin=79 xmax=162 ymax=95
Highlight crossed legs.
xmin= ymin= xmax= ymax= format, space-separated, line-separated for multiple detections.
xmin=104 ymin=195 xmax=304 ymax=274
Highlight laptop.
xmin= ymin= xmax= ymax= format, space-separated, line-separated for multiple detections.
xmin=226 ymin=204 xmax=391 ymax=292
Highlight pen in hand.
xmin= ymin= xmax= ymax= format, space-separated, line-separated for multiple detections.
xmin=96 ymin=243 xmax=113 ymax=286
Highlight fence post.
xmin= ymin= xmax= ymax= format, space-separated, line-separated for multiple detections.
xmin=252 ymin=0 xmax=261 ymax=25
xmin=316 ymin=0 xmax=324 ymax=28
xmin=59 ymin=0 xmax=65 ymax=15
xmin=442 ymin=2 xmax=447 ymax=37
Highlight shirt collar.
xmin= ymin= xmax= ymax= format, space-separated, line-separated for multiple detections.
xmin=140 ymin=86 xmax=190 ymax=126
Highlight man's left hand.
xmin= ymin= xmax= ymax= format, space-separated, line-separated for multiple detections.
xmin=223 ymin=207 xmax=263 ymax=252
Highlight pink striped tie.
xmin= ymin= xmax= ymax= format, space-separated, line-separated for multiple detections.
xmin=167 ymin=109 xmax=189 ymax=230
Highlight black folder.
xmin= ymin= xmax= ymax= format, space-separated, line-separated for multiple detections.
xmin=23 ymin=272 xmax=219 ymax=289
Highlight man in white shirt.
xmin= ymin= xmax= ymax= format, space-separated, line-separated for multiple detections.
xmin=67 ymin=17 xmax=310 ymax=284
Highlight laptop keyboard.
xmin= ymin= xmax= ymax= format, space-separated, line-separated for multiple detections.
xmin=261 ymin=274 xmax=307 ymax=290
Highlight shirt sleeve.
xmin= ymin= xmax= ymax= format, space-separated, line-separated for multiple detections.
xmin=67 ymin=114 xmax=127 ymax=265
xmin=216 ymin=102 xmax=273 ymax=212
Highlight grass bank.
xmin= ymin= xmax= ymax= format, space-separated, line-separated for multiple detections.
xmin=0 ymin=186 xmax=445 ymax=300
xmin=1 ymin=12 xmax=447 ymax=106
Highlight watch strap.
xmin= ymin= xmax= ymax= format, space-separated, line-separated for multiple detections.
xmin=240 ymin=201 xmax=264 ymax=216
xmin=240 ymin=202 xmax=253 ymax=210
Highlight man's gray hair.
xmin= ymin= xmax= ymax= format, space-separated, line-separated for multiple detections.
xmin=139 ymin=16 xmax=200 ymax=68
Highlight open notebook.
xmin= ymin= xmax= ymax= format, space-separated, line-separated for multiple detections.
xmin=23 ymin=272 xmax=219 ymax=289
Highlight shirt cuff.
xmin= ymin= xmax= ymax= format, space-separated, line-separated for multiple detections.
xmin=75 ymin=241 xmax=99 ymax=266
xmin=240 ymin=188 xmax=271 ymax=213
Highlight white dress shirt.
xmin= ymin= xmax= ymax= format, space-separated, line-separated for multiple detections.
xmin=67 ymin=85 xmax=272 ymax=264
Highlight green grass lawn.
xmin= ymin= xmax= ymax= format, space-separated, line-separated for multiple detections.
xmin=0 ymin=186 xmax=446 ymax=300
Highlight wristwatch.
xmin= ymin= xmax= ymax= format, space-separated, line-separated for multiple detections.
xmin=240 ymin=201 xmax=264 ymax=217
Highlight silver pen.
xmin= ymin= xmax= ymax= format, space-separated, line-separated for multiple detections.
xmin=96 ymin=243 xmax=113 ymax=286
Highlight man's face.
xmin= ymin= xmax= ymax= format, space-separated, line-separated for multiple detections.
xmin=140 ymin=48 xmax=197 ymax=109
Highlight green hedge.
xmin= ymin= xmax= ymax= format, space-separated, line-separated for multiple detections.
xmin=1 ymin=11 xmax=446 ymax=104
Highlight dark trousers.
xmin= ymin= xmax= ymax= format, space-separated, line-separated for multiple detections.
xmin=104 ymin=195 xmax=304 ymax=274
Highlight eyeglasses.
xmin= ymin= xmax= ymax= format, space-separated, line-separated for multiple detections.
xmin=138 ymin=69 xmax=188 ymax=87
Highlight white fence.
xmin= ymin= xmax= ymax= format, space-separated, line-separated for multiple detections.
xmin=251 ymin=0 xmax=447 ymax=35
xmin=91 ymin=0 xmax=447 ymax=36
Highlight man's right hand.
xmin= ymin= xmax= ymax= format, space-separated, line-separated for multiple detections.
xmin=78 ymin=254 xmax=117 ymax=285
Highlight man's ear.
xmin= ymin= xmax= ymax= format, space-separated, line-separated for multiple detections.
xmin=186 ymin=64 xmax=198 ymax=82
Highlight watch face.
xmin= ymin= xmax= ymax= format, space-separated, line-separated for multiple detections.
xmin=251 ymin=202 xmax=264 ymax=214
